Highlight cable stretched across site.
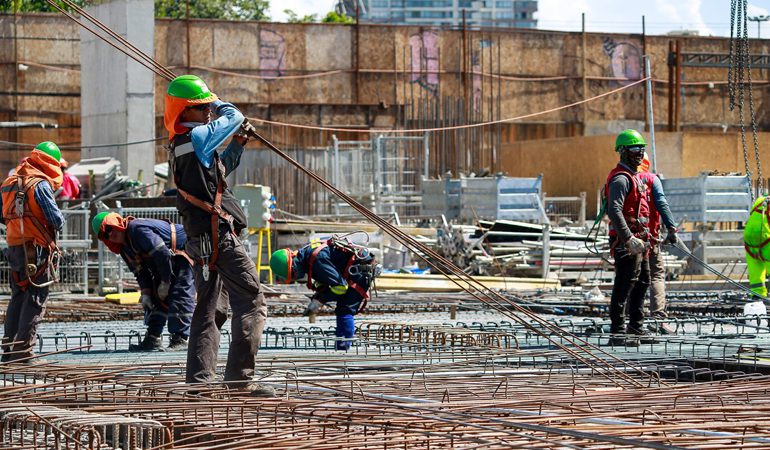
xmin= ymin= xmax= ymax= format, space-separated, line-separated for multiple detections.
xmin=0 ymin=137 xmax=166 ymax=150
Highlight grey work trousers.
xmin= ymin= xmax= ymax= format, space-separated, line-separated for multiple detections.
xmin=184 ymin=228 xmax=268 ymax=384
xmin=1 ymin=245 xmax=49 ymax=361
xmin=648 ymin=244 xmax=667 ymax=318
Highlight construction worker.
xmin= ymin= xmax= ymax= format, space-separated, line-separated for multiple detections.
xmin=0 ymin=142 xmax=64 ymax=362
xmin=605 ymin=130 xmax=654 ymax=346
xmin=165 ymin=75 xmax=273 ymax=396
xmin=58 ymin=158 xmax=81 ymax=200
xmin=92 ymin=211 xmax=195 ymax=351
xmin=637 ymin=153 xmax=678 ymax=334
xmin=270 ymin=237 xmax=380 ymax=350
xmin=744 ymin=196 xmax=770 ymax=304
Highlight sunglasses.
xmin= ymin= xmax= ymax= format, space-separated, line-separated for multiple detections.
xmin=188 ymin=104 xmax=210 ymax=111
xmin=624 ymin=146 xmax=646 ymax=153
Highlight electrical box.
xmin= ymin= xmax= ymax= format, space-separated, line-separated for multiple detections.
xmin=232 ymin=184 xmax=273 ymax=230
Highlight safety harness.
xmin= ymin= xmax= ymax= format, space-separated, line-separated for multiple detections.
xmin=174 ymin=156 xmax=233 ymax=279
xmin=605 ymin=169 xmax=651 ymax=257
xmin=5 ymin=176 xmax=60 ymax=290
xmin=306 ymin=237 xmax=378 ymax=311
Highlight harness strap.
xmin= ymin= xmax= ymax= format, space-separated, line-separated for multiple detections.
xmin=175 ymin=157 xmax=231 ymax=272
xmin=168 ymin=221 xmax=195 ymax=266
xmin=746 ymin=236 xmax=770 ymax=262
xmin=307 ymin=244 xmax=327 ymax=291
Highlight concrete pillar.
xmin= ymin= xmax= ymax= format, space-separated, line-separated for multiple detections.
xmin=80 ymin=0 xmax=155 ymax=184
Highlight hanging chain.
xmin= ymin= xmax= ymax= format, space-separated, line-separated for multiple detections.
xmin=728 ymin=0 xmax=763 ymax=199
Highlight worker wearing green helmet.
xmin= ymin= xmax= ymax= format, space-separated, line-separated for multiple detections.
xmin=604 ymin=129 xmax=654 ymax=347
xmin=0 ymin=142 xmax=65 ymax=363
xmin=165 ymin=75 xmax=272 ymax=397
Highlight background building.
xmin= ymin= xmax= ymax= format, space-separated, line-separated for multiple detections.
xmin=338 ymin=0 xmax=538 ymax=28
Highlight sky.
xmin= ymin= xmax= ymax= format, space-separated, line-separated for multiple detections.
xmin=268 ymin=1 xmax=770 ymax=38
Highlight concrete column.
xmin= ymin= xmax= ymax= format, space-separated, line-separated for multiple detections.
xmin=80 ymin=0 xmax=155 ymax=183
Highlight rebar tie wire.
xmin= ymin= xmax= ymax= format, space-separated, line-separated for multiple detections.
xmin=49 ymin=0 xmax=653 ymax=388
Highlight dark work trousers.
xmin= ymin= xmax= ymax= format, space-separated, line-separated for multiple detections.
xmin=609 ymin=236 xmax=650 ymax=334
xmin=145 ymin=255 xmax=196 ymax=338
xmin=1 ymin=245 xmax=50 ymax=361
xmin=184 ymin=227 xmax=267 ymax=384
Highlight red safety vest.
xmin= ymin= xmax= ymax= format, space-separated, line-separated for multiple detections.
xmin=637 ymin=171 xmax=661 ymax=242
xmin=604 ymin=164 xmax=651 ymax=240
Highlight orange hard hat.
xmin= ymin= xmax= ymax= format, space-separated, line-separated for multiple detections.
xmin=638 ymin=151 xmax=650 ymax=173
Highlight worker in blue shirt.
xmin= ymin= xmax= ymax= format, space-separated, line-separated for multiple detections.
xmin=165 ymin=75 xmax=272 ymax=396
xmin=92 ymin=212 xmax=195 ymax=351
xmin=270 ymin=237 xmax=381 ymax=350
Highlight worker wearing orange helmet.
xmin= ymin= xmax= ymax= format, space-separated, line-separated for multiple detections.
xmin=636 ymin=152 xmax=678 ymax=335
xmin=165 ymin=75 xmax=272 ymax=397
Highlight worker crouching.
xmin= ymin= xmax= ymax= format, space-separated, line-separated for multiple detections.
xmin=744 ymin=197 xmax=770 ymax=310
xmin=92 ymin=212 xmax=195 ymax=351
xmin=1 ymin=142 xmax=65 ymax=362
xmin=270 ymin=237 xmax=382 ymax=350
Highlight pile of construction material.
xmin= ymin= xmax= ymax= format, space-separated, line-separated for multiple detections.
xmin=435 ymin=219 xmax=686 ymax=284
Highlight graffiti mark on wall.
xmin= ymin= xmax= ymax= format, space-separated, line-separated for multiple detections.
xmin=409 ymin=30 xmax=439 ymax=94
xmin=260 ymin=29 xmax=286 ymax=78
xmin=472 ymin=40 xmax=494 ymax=113
xmin=603 ymin=37 xmax=641 ymax=86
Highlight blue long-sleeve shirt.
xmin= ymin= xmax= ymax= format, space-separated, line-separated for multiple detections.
xmin=183 ymin=100 xmax=245 ymax=174
xmin=120 ymin=219 xmax=186 ymax=290
xmin=650 ymin=175 xmax=677 ymax=230
xmin=35 ymin=181 xmax=65 ymax=232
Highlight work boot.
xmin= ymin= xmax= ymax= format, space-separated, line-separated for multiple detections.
xmin=225 ymin=380 xmax=276 ymax=398
xmin=658 ymin=323 xmax=676 ymax=335
xmin=166 ymin=334 xmax=188 ymax=351
xmin=628 ymin=327 xmax=656 ymax=344
xmin=128 ymin=333 xmax=163 ymax=352
xmin=605 ymin=334 xmax=639 ymax=348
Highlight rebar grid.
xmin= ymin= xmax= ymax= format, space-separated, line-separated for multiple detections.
xmin=3 ymin=347 xmax=770 ymax=449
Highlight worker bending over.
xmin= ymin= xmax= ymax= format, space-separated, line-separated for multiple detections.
xmin=0 ymin=142 xmax=64 ymax=362
xmin=270 ymin=236 xmax=381 ymax=350
xmin=93 ymin=212 xmax=195 ymax=351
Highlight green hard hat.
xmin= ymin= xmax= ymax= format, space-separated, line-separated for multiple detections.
xmin=614 ymin=129 xmax=646 ymax=151
xmin=167 ymin=75 xmax=216 ymax=101
xmin=270 ymin=249 xmax=293 ymax=282
xmin=92 ymin=211 xmax=110 ymax=236
xmin=34 ymin=141 xmax=61 ymax=162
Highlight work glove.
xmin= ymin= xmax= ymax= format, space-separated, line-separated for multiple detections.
xmin=240 ymin=119 xmax=257 ymax=137
xmin=139 ymin=294 xmax=155 ymax=311
xmin=157 ymin=281 xmax=170 ymax=301
xmin=664 ymin=227 xmax=678 ymax=245
xmin=625 ymin=236 xmax=647 ymax=255
xmin=303 ymin=298 xmax=324 ymax=316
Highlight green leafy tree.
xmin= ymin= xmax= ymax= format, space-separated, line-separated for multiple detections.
xmin=321 ymin=11 xmax=354 ymax=24
xmin=1 ymin=0 xmax=91 ymax=13
xmin=283 ymin=8 xmax=317 ymax=23
xmin=155 ymin=0 xmax=269 ymax=20
xmin=1 ymin=0 xmax=270 ymax=20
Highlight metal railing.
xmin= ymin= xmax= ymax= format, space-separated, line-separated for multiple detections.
xmin=544 ymin=193 xmax=587 ymax=227
xmin=0 ymin=207 xmax=91 ymax=294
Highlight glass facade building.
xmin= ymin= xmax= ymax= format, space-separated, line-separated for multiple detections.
xmin=348 ymin=0 xmax=538 ymax=28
